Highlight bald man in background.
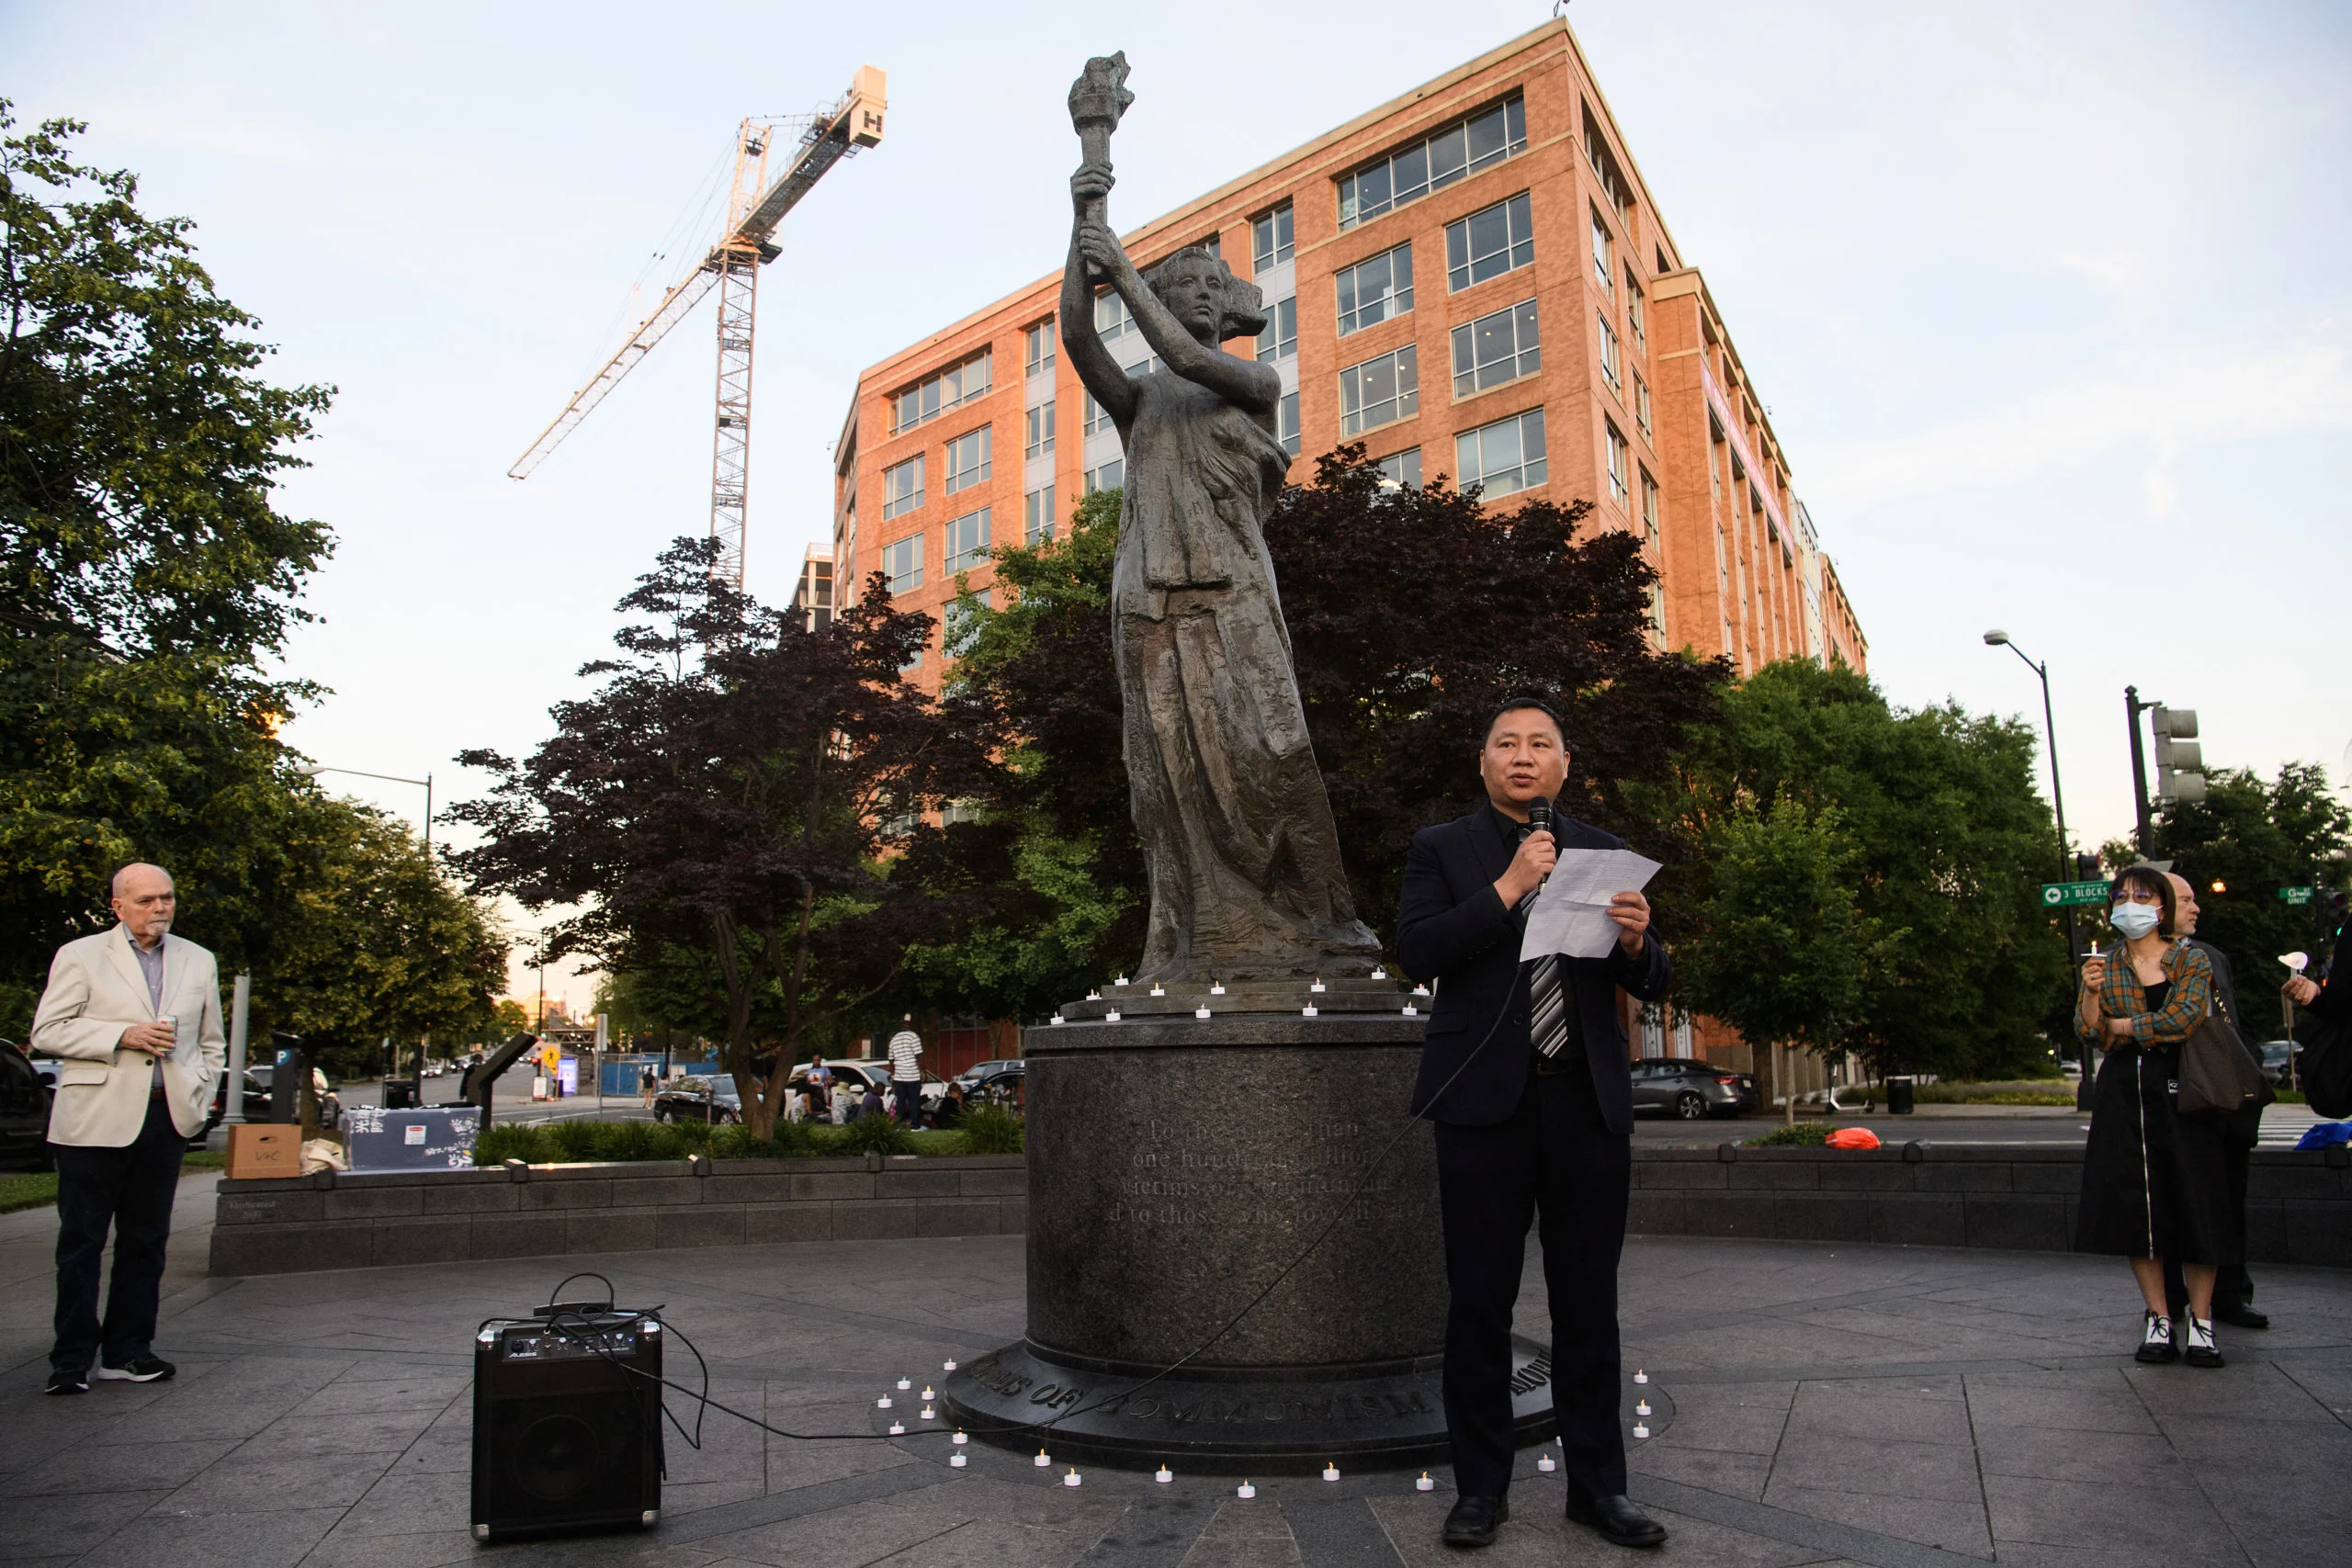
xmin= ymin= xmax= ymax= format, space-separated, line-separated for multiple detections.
xmin=30 ymin=863 xmax=225 ymax=1394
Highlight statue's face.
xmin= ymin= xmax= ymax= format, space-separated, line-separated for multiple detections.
xmin=1156 ymin=258 xmax=1225 ymax=342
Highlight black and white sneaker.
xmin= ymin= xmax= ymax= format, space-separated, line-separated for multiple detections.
xmin=96 ymin=1355 xmax=175 ymax=1383
xmin=2135 ymin=1311 xmax=2179 ymax=1364
xmin=2183 ymin=1315 xmax=2223 ymax=1369
xmin=44 ymin=1367 xmax=88 ymax=1396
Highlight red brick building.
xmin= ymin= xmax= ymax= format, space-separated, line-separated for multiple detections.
xmin=831 ymin=19 xmax=1869 ymax=1073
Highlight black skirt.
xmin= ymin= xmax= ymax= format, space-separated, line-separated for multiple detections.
xmin=2075 ymin=1043 xmax=2237 ymax=1264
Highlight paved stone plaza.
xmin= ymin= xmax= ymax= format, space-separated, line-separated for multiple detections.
xmin=1 ymin=1175 xmax=2346 ymax=1567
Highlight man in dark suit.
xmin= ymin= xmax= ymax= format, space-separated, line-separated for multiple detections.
xmin=1396 ymin=699 xmax=1672 ymax=1551
xmin=2163 ymin=873 xmax=2271 ymax=1329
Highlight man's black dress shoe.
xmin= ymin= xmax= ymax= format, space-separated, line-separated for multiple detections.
xmin=1442 ymin=1495 xmax=1508 ymax=1547
xmin=2215 ymin=1303 xmax=2269 ymax=1329
xmin=1566 ymin=1493 xmax=1668 ymax=1548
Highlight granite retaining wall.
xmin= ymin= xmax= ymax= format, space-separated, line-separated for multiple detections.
xmin=206 ymin=1142 xmax=2352 ymax=1276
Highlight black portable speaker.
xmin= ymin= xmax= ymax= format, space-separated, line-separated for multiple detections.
xmin=471 ymin=1306 xmax=663 ymax=1541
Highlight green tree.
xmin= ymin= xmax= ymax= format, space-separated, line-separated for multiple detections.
xmin=1675 ymin=799 xmax=1894 ymax=1118
xmin=926 ymin=449 xmax=1729 ymax=1012
xmin=1658 ymin=659 xmax=2068 ymax=1079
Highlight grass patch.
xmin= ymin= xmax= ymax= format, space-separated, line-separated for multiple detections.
xmin=1 ymin=1152 xmax=229 ymax=1214
xmin=466 ymin=1114 xmax=993 ymax=1166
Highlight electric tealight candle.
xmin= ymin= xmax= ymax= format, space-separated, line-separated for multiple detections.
xmin=953 ymin=1429 xmax=967 ymax=1445
xmin=1237 ymin=1482 xmax=1256 ymax=1499
xmin=898 ymin=1378 xmax=911 ymax=1390
xmin=1322 ymin=1462 xmax=1340 ymax=1482
xmin=1064 ymin=1467 xmax=1082 ymax=1487
xmin=1635 ymin=1400 xmax=1651 ymax=1416
xmin=944 ymin=1359 xmax=958 ymax=1371
xmin=1537 ymin=1452 xmax=1555 ymax=1472
xmin=1417 ymin=1473 xmax=1434 ymax=1491
xmin=950 ymin=1451 xmax=967 ymax=1468
xmin=1155 ymin=1465 xmax=1172 ymax=1483
xmin=1035 ymin=1449 xmax=1052 ymax=1467
xmin=1634 ymin=1369 xmax=1647 ymax=1383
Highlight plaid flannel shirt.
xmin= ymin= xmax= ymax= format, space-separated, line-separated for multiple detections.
xmin=2075 ymin=937 xmax=2212 ymax=1051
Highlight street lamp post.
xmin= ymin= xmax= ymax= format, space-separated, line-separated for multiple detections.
xmin=1984 ymin=631 xmax=2091 ymax=1102
xmin=300 ymin=763 xmax=435 ymax=1103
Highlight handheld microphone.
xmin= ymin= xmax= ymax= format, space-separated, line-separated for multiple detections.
xmin=1527 ymin=796 xmax=1555 ymax=895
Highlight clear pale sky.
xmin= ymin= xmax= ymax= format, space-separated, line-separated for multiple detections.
xmin=9 ymin=1 xmax=2347 ymax=1009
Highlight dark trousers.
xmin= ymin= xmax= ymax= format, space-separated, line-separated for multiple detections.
xmin=892 ymin=1080 xmax=921 ymax=1123
xmin=1434 ymin=1064 xmax=1631 ymax=1503
xmin=2166 ymin=1131 xmax=2256 ymax=1314
xmin=51 ymin=1095 xmax=186 ymax=1372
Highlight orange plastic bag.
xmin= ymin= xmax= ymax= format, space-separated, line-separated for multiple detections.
xmin=1825 ymin=1127 xmax=1881 ymax=1150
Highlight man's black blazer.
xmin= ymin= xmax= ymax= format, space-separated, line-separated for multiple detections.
xmin=1396 ymin=805 xmax=1670 ymax=1134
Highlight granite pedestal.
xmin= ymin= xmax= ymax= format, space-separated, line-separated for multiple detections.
xmin=942 ymin=980 xmax=1556 ymax=1469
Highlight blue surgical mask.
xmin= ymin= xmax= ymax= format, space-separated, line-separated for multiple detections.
xmin=2109 ymin=901 xmax=2162 ymax=941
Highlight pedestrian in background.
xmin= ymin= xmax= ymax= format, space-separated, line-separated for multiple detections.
xmin=2284 ymin=895 xmax=2348 ymax=1062
xmin=638 ymin=1067 xmax=656 ymax=1110
xmin=887 ymin=1015 xmax=924 ymax=1125
xmin=2163 ymin=873 xmax=2271 ymax=1329
xmin=30 ymin=863 xmax=225 ymax=1395
xmin=2075 ymin=865 xmax=2233 ymax=1368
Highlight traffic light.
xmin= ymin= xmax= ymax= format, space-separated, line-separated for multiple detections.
xmin=2151 ymin=705 xmax=2206 ymax=804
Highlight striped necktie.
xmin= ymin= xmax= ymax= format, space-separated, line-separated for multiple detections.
xmin=1528 ymin=950 xmax=1571 ymax=1060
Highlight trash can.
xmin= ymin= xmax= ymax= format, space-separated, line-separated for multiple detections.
xmin=1886 ymin=1076 xmax=1915 ymax=1115
xmin=381 ymin=1079 xmax=418 ymax=1110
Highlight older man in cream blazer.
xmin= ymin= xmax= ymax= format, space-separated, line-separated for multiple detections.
xmin=31 ymin=863 xmax=225 ymax=1394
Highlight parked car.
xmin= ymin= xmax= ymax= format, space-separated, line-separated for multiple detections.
xmin=2256 ymin=1040 xmax=2304 ymax=1089
xmin=953 ymin=1059 xmax=1025 ymax=1100
xmin=204 ymin=1064 xmax=343 ymax=1138
xmin=1629 ymin=1058 xmax=1757 ymax=1119
xmin=964 ymin=1062 xmax=1026 ymax=1111
xmin=653 ymin=1074 xmax=742 ymax=1123
xmin=785 ymin=1058 xmax=934 ymax=1120
xmin=0 ymin=1041 xmax=54 ymax=1171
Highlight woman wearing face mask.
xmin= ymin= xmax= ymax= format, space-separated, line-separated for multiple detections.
xmin=2074 ymin=866 xmax=2234 ymax=1367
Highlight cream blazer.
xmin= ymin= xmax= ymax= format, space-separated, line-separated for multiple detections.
xmin=31 ymin=925 xmax=227 ymax=1146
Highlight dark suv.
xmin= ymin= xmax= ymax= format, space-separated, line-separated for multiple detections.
xmin=0 ymin=1042 xmax=53 ymax=1171
xmin=1629 ymin=1058 xmax=1758 ymax=1120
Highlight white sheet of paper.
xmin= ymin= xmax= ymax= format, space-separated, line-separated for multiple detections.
xmin=1519 ymin=849 xmax=1662 ymax=961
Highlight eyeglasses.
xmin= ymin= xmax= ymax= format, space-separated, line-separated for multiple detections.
xmin=2111 ymin=886 xmax=2162 ymax=906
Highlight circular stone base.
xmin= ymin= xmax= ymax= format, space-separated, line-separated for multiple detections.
xmin=941 ymin=1336 xmax=1559 ymax=1472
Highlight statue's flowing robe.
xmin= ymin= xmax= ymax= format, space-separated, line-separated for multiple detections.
xmin=1112 ymin=370 xmax=1382 ymax=982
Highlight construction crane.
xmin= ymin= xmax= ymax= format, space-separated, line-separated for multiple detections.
xmin=509 ymin=66 xmax=886 ymax=587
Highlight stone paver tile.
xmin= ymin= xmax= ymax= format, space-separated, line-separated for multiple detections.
xmin=1963 ymin=1369 xmax=2159 ymax=1436
xmin=5 ymin=1435 xmax=240 ymax=1495
xmin=1767 ymin=1429 xmax=1986 ymax=1502
xmin=239 ymin=1407 xmax=440 ymax=1457
xmin=692 ymin=1475 xmax=996 ymax=1567
xmin=1983 ymin=1473 xmax=2241 ymax=1562
xmin=1973 ymin=1421 xmax=2183 ymax=1485
xmin=76 ymin=1504 xmax=345 ymax=1568
xmin=1628 ymin=1441 xmax=1772 ymax=1499
xmin=1373 ymin=1491 xmax=1827 ymax=1566
xmin=337 ymin=1464 xmax=472 ymax=1534
xmin=2124 ymin=1363 xmax=2336 ymax=1424
xmin=153 ymin=1448 xmax=407 ymax=1515
xmin=0 ymin=1488 xmax=172 ymax=1562
xmin=293 ymin=1371 xmax=470 ymax=1416
xmin=2273 ymin=1359 xmax=2352 ymax=1416
xmin=1756 ymin=1482 xmax=1992 ymax=1557
xmin=1174 ymin=1497 xmax=1301 ymax=1568
xmin=1990 ymin=1545 xmax=2250 ymax=1568
xmin=1782 ymin=1375 xmax=1974 ymax=1446
xmin=1643 ymin=1382 xmax=1792 ymax=1455
xmin=295 ymin=1528 xmax=482 ymax=1568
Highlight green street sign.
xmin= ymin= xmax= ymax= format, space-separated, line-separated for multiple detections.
xmin=2280 ymin=886 xmax=2315 ymax=906
xmin=2041 ymin=879 xmax=2109 ymax=908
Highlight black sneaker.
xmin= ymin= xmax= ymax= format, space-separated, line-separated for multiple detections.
xmin=2183 ymin=1315 xmax=2224 ymax=1369
xmin=2135 ymin=1311 xmax=2179 ymax=1364
xmin=44 ymin=1367 xmax=88 ymax=1396
xmin=96 ymin=1355 xmax=175 ymax=1383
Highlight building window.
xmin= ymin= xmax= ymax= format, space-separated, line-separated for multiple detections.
xmin=883 ymin=534 xmax=923 ymax=594
xmin=1082 ymin=389 xmax=1114 ymax=436
xmin=1025 ymin=401 xmax=1055 ymax=460
xmin=1253 ymin=202 xmax=1294 ymax=270
xmin=944 ymin=506 xmax=990 ymax=573
xmin=1374 ymin=447 xmax=1422 ymax=491
xmin=1024 ymin=485 xmax=1056 ymax=545
xmin=880 ymin=454 xmax=923 ymax=520
xmin=1626 ymin=274 xmax=1645 ymax=352
xmin=1340 ymin=345 xmax=1418 ymax=435
xmin=1455 ymin=407 xmax=1546 ymax=498
xmin=1634 ymin=372 xmax=1652 ymax=440
xmin=1582 ymin=108 xmax=1631 ymax=220
xmin=1590 ymin=209 xmax=1612 ymax=292
xmin=1275 ymin=390 xmax=1299 ymax=456
xmin=1445 ymin=192 xmax=1534 ymax=292
xmin=1597 ymin=312 xmax=1621 ymax=395
xmin=1256 ymin=295 xmax=1297 ymax=363
xmin=1606 ymin=422 xmax=1630 ymax=504
xmin=943 ymin=426 xmax=991 ymax=496
xmin=1641 ymin=468 xmax=1660 ymax=546
xmin=892 ymin=350 xmax=989 ymax=434
xmin=944 ymin=589 xmax=992 ymax=661
xmin=1084 ymin=457 xmax=1124 ymax=494
xmin=1024 ymin=319 xmax=1056 ymax=378
xmin=1340 ymin=95 xmax=1526 ymax=229
xmin=1094 ymin=288 xmax=1134 ymax=343
xmin=1451 ymin=298 xmax=1540 ymax=396
xmin=1335 ymin=242 xmax=1413 ymax=336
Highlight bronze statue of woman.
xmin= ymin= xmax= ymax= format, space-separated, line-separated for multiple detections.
xmin=1059 ymin=76 xmax=1381 ymax=985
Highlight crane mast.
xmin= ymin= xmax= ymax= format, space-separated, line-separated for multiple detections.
xmin=509 ymin=67 xmax=887 ymax=588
